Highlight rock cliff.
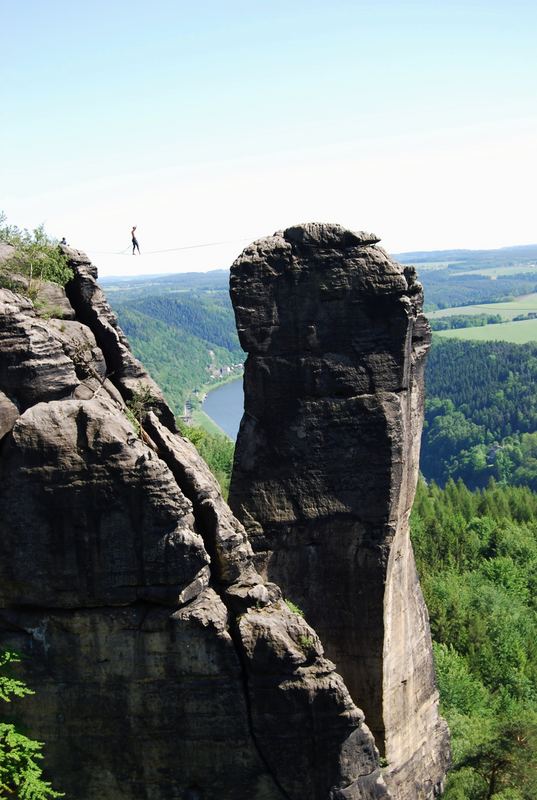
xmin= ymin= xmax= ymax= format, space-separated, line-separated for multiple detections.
xmin=228 ymin=223 xmax=450 ymax=799
xmin=0 ymin=246 xmax=389 ymax=799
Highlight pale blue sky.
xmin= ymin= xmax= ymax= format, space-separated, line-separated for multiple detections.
xmin=2 ymin=0 xmax=536 ymax=274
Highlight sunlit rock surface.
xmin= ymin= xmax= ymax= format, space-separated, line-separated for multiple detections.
xmin=229 ymin=223 xmax=450 ymax=799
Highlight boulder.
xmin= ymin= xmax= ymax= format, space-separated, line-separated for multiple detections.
xmin=0 ymin=390 xmax=18 ymax=439
xmin=0 ymin=288 xmax=78 ymax=409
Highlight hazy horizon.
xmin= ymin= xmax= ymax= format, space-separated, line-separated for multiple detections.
xmin=3 ymin=1 xmax=536 ymax=277
xmin=96 ymin=238 xmax=537 ymax=281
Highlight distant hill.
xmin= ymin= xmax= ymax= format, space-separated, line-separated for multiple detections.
xmin=104 ymin=242 xmax=537 ymax=315
xmin=395 ymin=243 xmax=537 ymax=266
xmin=393 ymin=244 xmax=537 ymax=311
xmin=101 ymin=269 xmax=230 ymax=290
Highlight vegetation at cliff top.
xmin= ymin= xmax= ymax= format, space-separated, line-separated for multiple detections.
xmin=0 ymin=651 xmax=63 ymax=799
xmin=177 ymin=419 xmax=235 ymax=498
xmin=411 ymin=479 xmax=537 ymax=799
xmin=0 ymin=212 xmax=72 ymax=291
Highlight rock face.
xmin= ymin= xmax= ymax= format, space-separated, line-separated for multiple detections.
xmin=228 ymin=223 xmax=450 ymax=799
xmin=0 ymin=248 xmax=389 ymax=799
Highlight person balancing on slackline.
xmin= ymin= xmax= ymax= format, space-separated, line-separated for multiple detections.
xmin=131 ymin=225 xmax=140 ymax=255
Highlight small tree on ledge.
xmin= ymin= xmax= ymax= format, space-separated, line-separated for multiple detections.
xmin=0 ymin=651 xmax=63 ymax=799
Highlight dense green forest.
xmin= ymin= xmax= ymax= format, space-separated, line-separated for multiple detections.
xmin=114 ymin=293 xmax=240 ymax=352
xmin=419 ymin=271 xmax=537 ymax=311
xmin=412 ymin=479 xmax=537 ymax=799
xmin=422 ymin=340 xmax=537 ymax=489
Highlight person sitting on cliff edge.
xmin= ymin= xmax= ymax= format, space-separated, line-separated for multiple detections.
xmin=131 ymin=226 xmax=140 ymax=255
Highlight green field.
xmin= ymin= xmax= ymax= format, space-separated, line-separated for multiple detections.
xmin=190 ymin=408 xmax=228 ymax=436
xmin=428 ymin=292 xmax=537 ymax=320
xmin=436 ymin=317 xmax=537 ymax=343
xmin=454 ymin=263 xmax=537 ymax=277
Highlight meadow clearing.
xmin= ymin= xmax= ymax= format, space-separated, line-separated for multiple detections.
xmin=428 ymin=292 xmax=537 ymax=320
xmin=435 ymin=316 xmax=537 ymax=343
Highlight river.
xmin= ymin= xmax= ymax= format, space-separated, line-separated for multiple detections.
xmin=202 ymin=377 xmax=244 ymax=440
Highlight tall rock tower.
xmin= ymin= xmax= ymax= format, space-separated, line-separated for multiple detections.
xmin=229 ymin=223 xmax=450 ymax=799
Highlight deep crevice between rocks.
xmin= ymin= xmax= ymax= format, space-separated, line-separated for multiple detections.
xmin=221 ymin=613 xmax=292 ymax=800
xmin=64 ymin=264 xmax=176 ymax=431
xmin=139 ymin=427 xmax=292 ymax=800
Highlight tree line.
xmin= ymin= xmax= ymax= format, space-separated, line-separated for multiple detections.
xmin=430 ymin=313 xmax=503 ymax=331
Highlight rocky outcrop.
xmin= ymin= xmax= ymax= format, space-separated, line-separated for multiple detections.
xmin=0 ymin=241 xmax=75 ymax=319
xmin=228 ymin=223 xmax=450 ymax=799
xmin=0 ymin=241 xmax=15 ymax=266
xmin=0 ymin=250 xmax=389 ymax=799
xmin=63 ymin=246 xmax=176 ymax=429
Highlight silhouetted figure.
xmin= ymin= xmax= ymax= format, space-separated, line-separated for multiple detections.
xmin=60 ymin=237 xmax=67 ymax=246
xmin=131 ymin=226 xmax=140 ymax=255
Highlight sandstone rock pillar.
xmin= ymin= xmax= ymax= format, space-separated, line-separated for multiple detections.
xmin=228 ymin=223 xmax=449 ymax=799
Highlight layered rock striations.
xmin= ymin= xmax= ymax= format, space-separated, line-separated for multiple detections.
xmin=0 ymin=247 xmax=389 ymax=799
xmin=228 ymin=224 xmax=450 ymax=799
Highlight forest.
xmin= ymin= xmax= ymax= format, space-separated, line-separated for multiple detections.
xmin=412 ymin=479 xmax=537 ymax=799
xmin=422 ymin=340 xmax=537 ymax=489
xmin=419 ymin=270 xmax=537 ymax=311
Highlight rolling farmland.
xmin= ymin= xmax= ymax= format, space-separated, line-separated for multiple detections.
xmin=435 ymin=317 xmax=537 ymax=343
xmin=428 ymin=292 xmax=537 ymax=320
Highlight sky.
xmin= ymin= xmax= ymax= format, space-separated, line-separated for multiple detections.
xmin=2 ymin=0 xmax=536 ymax=276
